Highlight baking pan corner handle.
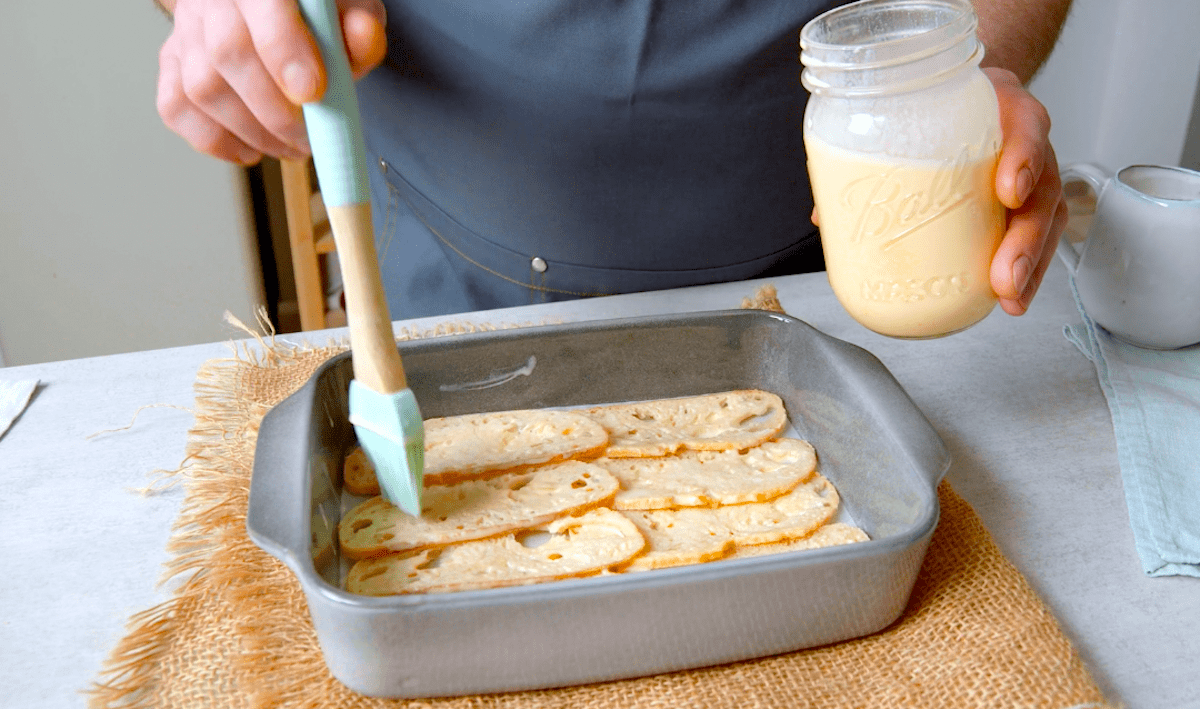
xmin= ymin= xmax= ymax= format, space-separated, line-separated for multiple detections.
xmin=246 ymin=392 xmax=314 ymax=566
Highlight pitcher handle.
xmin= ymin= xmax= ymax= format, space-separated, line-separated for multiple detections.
xmin=1057 ymin=163 xmax=1111 ymax=273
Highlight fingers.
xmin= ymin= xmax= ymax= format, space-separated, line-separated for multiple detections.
xmin=158 ymin=0 xmax=311 ymax=163
xmin=983 ymin=67 xmax=1065 ymax=315
xmin=991 ymin=145 xmax=1068 ymax=316
xmin=235 ymin=0 xmax=325 ymax=104
xmin=190 ymin=4 xmax=310 ymax=158
xmin=158 ymin=23 xmax=267 ymax=165
xmin=339 ymin=0 xmax=388 ymax=79
xmin=1022 ymin=195 xmax=1069 ymax=310
xmin=987 ymin=67 xmax=1053 ymax=211
xmin=205 ymin=0 xmax=312 ymax=155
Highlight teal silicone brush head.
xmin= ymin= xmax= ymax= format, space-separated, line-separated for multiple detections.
xmin=348 ymin=381 xmax=424 ymax=516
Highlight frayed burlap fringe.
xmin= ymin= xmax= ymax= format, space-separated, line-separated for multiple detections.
xmin=89 ymin=295 xmax=1112 ymax=709
xmin=740 ymin=283 xmax=785 ymax=314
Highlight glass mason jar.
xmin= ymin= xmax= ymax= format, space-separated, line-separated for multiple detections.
xmin=800 ymin=0 xmax=1005 ymax=339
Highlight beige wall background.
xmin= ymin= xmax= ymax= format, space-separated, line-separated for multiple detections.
xmin=1 ymin=0 xmax=1198 ymax=367
xmin=1029 ymin=0 xmax=1200 ymax=173
xmin=0 ymin=1 xmax=264 ymax=367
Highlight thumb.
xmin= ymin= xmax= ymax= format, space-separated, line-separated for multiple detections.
xmin=338 ymin=0 xmax=388 ymax=80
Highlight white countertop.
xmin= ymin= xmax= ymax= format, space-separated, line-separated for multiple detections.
xmin=1 ymin=261 xmax=1196 ymax=708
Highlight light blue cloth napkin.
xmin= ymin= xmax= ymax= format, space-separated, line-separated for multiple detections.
xmin=1064 ymin=278 xmax=1200 ymax=577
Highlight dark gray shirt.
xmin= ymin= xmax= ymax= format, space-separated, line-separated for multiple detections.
xmin=357 ymin=0 xmax=842 ymax=318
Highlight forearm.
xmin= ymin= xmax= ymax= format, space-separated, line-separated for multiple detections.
xmin=155 ymin=0 xmax=175 ymax=19
xmin=972 ymin=0 xmax=1073 ymax=83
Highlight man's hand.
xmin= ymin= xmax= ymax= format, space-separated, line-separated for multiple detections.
xmin=985 ymin=67 xmax=1068 ymax=316
xmin=156 ymin=0 xmax=387 ymax=165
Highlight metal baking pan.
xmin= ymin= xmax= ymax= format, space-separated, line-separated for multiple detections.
xmin=247 ymin=309 xmax=950 ymax=698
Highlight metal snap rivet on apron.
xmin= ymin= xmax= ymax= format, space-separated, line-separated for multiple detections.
xmin=378 ymin=157 xmax=388 ymax=173
xmin=531 ymin=257 xmax=548 ymax=273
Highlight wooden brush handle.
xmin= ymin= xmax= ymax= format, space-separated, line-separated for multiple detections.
xmin=328 ymin=202 xmax=407 ymax=394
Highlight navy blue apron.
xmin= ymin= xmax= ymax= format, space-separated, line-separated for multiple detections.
xmin=356 ymin=0 xmax=843 ymax=318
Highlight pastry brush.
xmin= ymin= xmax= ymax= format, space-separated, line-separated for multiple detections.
xmin=297 ymin=0 xmax=424 ymax=516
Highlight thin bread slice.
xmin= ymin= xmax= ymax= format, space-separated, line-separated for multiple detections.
xmin=343 ymin=409 xmax=610 ymax=494
xmin=620 ymin=509 xmax=736 ymax=571
xmin=598 ymin=438 xmax=818 ymax=511
xmin=424 ymin=409 xmax=610 ymax=485
xmin=617 ymin=473 xmax=841 ymax=572
xmin=729 ymin=522 xmax=870 ymax=559
xmin=715 ymin=473 xmax=841 ymax=546
xmin=345 ymin=508 xmax=646 ymax=595
xmin=582 ymin=390 xmax=787 ymax=458
xmin=338 ymin=461 xmax=619 ymax=559
xmin=342 ymin=446 xmax=378 ymax=496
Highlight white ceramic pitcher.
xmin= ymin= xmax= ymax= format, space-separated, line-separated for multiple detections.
xmin=1057 ymin=163 xmax=1200 ymax=349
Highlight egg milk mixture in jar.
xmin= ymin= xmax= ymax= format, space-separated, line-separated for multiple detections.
xmin=801 ymin=0 xmax=1005 ymax=339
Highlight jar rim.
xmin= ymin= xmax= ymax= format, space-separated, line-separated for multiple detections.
xmin=800 ymin=0 xmax=976 ymax=70
xmin=800 ymin=0 xmax=982 ymax=97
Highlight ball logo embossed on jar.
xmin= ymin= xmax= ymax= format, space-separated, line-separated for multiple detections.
xmin=844 ymin=144 xmax=980 ymax=249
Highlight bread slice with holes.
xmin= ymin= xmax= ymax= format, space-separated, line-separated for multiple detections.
xmin=715 ymin=472 xmax=841 ymax=546
xmin=582 ymin=390 xmax=788 ymax=458
xmin=345 ymin=508 xmax=646 ymax=595
xmin=620 ymin=509 xmax=736 ymax=571
xmin=342 ymin=447 xmax=378 ymax=496
xmin=618 ymin=472 xmax=841 ymax=571
xmin=342 ymin=409 xmax=610 ymax=495
xmin=729 ymin=522 xmax=869 ymax=559
xmin=597 ymin=437 xmax=818 ymax=511
xmin=338 ymin=461 xmax=619 ymax=559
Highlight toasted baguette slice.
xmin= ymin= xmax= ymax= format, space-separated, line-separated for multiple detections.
xmin=729 ymin=523 xmax=869 ymax=559
xmin=582 ymin=390 xmax=787 ymax=458
xmin=620 ymin=509 xmax=736 ymax=571
xmin=345 ymin=508 xmax=646 ymax=595
xmin=342 ymin=447 xmax=378 ymax=496
xmin=617 ymin=473 xmax=841 ymax=572
xmin=715 ymin=473 xmax=840 ymax=546
xmin=342 ymin=409 xmax=610 ymax=494
xmin=424 ymin=409 xmax=610 ymax=485
xmin=338 ymin=461 xmax=619 ymax=559
xmin=598 ymin=438 xmax=818 ymax=511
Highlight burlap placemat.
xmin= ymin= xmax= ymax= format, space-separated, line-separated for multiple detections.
xmin=88 ymin=297 xmax=1112 ymax=709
